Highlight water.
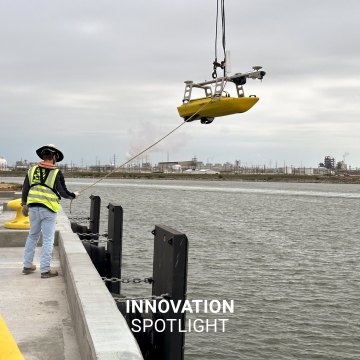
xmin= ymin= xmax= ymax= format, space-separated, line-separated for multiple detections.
xmin=4 ymin=177 xmax=360 ymax=359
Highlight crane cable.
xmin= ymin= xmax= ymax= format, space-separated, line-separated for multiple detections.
xmin=212 ymin=0 xmax=226 ymax=79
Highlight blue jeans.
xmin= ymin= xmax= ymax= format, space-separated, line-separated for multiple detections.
xmin=23 ymin=206 xmax=57 ymax=273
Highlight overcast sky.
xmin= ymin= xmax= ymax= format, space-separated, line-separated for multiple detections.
xmin=0 ymin=0 xmax=359 ymax=168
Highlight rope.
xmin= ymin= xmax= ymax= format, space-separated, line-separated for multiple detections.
xmin=68 ymin=94 xmax=217 ymax=214
xmin=67 ymin=68 xmax=231 ymax=214
xmin=72 ymin=99 xmax=215 ymax=198
xmin=77 ymin=120 xmax=187 ymax=194
xmin=67 ymin=3 xmax=231 ymax=212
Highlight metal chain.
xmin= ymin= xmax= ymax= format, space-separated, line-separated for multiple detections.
xmin=101 ymin=276 xmax=154 ymax=284
xmin=69 ymin=216 xmax=90 ymax=221
xmin=81 ymin=238 xmax=109 ymax=244
xmin=76 ymin=232 xmax=108 ymax=238
xmin=113 ymin=293 xmax=169 ymax=303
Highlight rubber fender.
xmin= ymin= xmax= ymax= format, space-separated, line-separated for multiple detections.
xmin=70 ymin=222 xmax=79 ymax=233
xmin=82 ymin=242 xmax=106 ymax=276
xmin=82 ymin=241 xmax=91 ymax=256
xmin=90 ymin=245 xmax=106 ymax=276
xmin=76 ymin=225 xmax=90 ymax=240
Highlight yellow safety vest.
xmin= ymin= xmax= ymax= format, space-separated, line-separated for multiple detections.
xmin=27 ymin=165 xmax=61 ymax=212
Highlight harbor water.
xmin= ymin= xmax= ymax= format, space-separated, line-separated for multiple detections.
xmin=4 ymin=177 xmax=360 ymax=359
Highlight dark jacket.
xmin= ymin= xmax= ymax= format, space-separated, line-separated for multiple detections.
xmin=22 ymin=167 xmax=75 ymax=211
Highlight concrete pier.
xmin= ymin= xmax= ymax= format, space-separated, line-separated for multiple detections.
xmin=0 ymin=193 xmax=143 ymax=360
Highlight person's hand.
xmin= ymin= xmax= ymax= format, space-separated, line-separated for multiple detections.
xmin=73 ymin=191 xmax=80 ymax=199
xmin=22 ymin=205 xmax=29 ymax=217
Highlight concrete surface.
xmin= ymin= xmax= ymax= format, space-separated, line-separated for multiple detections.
xmin=0 ymin=246 xmax=81 ymax=360
xmin=0 ymin=195 xmax=144 ymax=360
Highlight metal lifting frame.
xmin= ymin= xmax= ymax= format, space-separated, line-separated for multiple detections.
xmin=182 ymin=67 xmax=266 ymax=102
xmin=235 ymin=83 xmax=245 ymax=98
xmin=182 ymin=81 xmax=212 ymax=103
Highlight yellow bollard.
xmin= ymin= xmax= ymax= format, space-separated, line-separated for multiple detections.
xmin=0 ymin=315 xmax=25 ymax=360
xmin=4 ymin=198 xmax=30 ymax=230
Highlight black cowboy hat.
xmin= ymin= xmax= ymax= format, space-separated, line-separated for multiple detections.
xmin=36 ymin=144 xmax=64 ymax=162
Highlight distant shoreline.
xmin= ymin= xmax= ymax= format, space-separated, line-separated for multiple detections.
xmin=2 ymin=171 xmax=360 ymax=185
xmin=0 ymin=182 xmax=22 ymax=191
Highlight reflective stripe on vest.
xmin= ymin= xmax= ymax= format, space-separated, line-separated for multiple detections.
xmin=27 ymin=166 xmax=60 ymax=212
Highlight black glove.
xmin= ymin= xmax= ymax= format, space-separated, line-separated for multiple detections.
xmin=22 ymin=205 xmax=29 ymax=217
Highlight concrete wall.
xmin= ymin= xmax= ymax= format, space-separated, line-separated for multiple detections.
xmin=56 ymin=209 xmax=144 ymax=360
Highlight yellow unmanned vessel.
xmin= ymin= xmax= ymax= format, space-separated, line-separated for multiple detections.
xmin=177 ymin=0 xmax=266 ymax=124
xmin=177 ymin=67 xmax=266 ymax=124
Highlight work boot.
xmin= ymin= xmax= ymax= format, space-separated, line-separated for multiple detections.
xmin=41 ymin=269 xmax=59 ymax=279
xmin=22 ymin=265 xmax=36 ymax=275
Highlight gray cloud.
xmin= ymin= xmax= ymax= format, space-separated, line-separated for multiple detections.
xmin=0 ymin=0 xmax=359 ymax=168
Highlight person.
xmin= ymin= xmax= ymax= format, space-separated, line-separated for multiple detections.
xmin=21 ymin=144 xmax=79 ymax=278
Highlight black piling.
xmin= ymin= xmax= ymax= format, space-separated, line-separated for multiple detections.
xmin=106 ymin=203 xmax=123 ymax=295
xmin=72 ymin=197 xmax=189 ymax=359
xmin=88 ymin=195 xmax=101 ymax=241
xmin=151 ymin=225 xmax=188 ymax=360
xmin=70 ymin=194 xmax=100 ymax=241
